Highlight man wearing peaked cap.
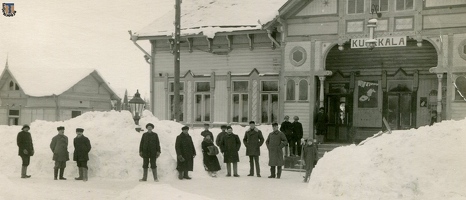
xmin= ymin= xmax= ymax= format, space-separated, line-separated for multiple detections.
xmin=50 ymin=126 xmax=69 ymax=180
xmin=176 ymin=125 xmax=196 ymax=180
xmin=17 ymin=124 xmax=34 ymax=178
xmin=73 ymin=127 xmax=91 ymax=181
xmin=139 ymin=122 xmax=161 ymax=182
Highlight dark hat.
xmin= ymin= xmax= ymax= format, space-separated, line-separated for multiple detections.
xmin=57 ymin=126 xmax=65 ymax=131
xmin=146 ymin=123 xmax=154 ymax=128
xmin=204 ymin=123 xmax=210 ymax=126
xmin=249 ymin=121 xmax=255 ymax=124
xmin=319 ymin=107 xmax=325 ymax=111
xmin=76 ymin=128 xmax=84 ymax=132
xmin=220 ymin=125 xmax=227 ymax=129
xmin=181 ymin=126 xmax=189 ymax=130
xmin=226 ymin=126 xmax=233 ymax=130
xmin=21 ymin=124 xmax=30 ymax=130
xmin=272 ymin=123 xmax=279 ymax=126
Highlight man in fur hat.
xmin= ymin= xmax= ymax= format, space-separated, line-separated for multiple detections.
xmin=73 ymin=128 xmax=91 ymax=181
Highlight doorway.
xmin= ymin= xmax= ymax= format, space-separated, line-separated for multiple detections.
xmin=387 ymin=93 xmax=412 ymax=130
xmin=326 ymin=95 xmax=351 ymax=142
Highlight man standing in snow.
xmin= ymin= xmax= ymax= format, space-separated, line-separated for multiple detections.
xmin=73 ymin=128 xmax=91 ymax=181
xmin=220 ymin=126 xmax=241 ymax=177
xmin=201 ymin=123 xmax=214 ymax=141
xmin=243 ymin=121 xmax=264 ymax=177
xmin=215 ymin=125 xmax=228 ymax=147
xmin=175 ymin=126 xmax=196 ymax=180
xmin=266 ymin=123 xmax=287 ymax=179
xmin=139 ymin=123 xmax=161 ymax=182
xmin=50 ymin=126 xmax=69 ymax=180
xmin=280 ymin=115 xmax=294 ymax=156
xmin=17 ymin=124 xmax=34 ymax=178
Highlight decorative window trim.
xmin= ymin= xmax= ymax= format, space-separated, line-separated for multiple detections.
xmin=458 ymin=39 xmax=466 ymax=61
xmin=289 ymin=46 xmax=307 ymax=67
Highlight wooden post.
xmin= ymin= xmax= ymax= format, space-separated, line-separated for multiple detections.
xmin=174 ymin=0 xmax=182 ymax=122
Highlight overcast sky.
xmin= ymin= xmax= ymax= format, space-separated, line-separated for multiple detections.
xmin=0 ymin=0 xmax=173 ymax=99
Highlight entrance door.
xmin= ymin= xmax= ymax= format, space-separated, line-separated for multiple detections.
xmin=326 ymin=95 xmax=351 ymax=142
xmin=387 ymin=93 xmax=412 ymax=130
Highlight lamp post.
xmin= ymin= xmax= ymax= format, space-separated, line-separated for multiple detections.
xmin=129 ymin=90 xmax=145 ymax=131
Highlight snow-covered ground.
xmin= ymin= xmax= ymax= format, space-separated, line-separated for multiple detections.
xmin=0 ymin=110 xmax=465 ymax=200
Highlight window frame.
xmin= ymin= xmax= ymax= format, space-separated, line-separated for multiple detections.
xmin=395 ymin=0 xmax=414 ymax=11
xmin=371 ymin=0 xmax=389 ymax=12
xmin=168 ymin=81 xmax=186 ymax=122
xmin=231 ymin=80 xmax=250 ymax=123
xmin=347 ymin=0 xmax=365 ymax=14
xmin=260 ymin=80 xmax=279 ymax=124
xmin=194 ymin=81 xmax=211 ymax=123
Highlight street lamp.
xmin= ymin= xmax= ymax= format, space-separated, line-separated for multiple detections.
xmin=129 ymin=90 xmax=145 ymax=131
xmin=365 ymin=4 xmax=382 ymax=50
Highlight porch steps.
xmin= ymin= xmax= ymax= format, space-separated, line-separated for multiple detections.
xmin=283 ymin=143 xmax=348 ymax=172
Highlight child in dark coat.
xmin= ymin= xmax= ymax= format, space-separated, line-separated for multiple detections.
xmin=302 ymin=139 xmax=318 ymax=183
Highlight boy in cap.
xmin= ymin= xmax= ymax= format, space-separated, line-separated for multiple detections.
xmin=175 ymin=126 xmax=196 ymax=180
xmin=139 ymin=123 xmax=161 ymax=182
xmin=17 ymin=124 xmax=34 ymax=178
xmin=50 ymin=126 xmax=69 ymax=180
xmin=73 ymin=128 xmax=91 ymax=181
xmin=201 ymin=123 xmax=214 ymax=141
xmin=302 ymin=138 xmax=318 ymax=183
xmin=243 ymin=121 xmax=264 ymax=177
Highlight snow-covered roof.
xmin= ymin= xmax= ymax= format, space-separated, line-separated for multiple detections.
xmin=136 ymin=0 xmax=288 ymax=38
xmin=1 ymin=66 xmax=121 ymax=99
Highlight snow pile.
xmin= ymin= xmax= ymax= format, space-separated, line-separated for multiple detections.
xmin=117 ymin=184 xmax=215 ymax=200
xmin=136 ymin=0 xmax=288 ymax=38
xmin=0 ymin=110 xmax=274 ymax=182
xmin=308 ymin=119 xmax=466 ymax=200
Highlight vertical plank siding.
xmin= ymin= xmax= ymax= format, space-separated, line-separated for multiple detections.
xmin=153 ymin=81 xmax=166 ymax=120
xmin=214 ymin=80 xmax=228 ymax=124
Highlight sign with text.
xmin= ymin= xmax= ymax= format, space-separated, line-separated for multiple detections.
xmin=351 ymin=36 xmax=407 ymax=49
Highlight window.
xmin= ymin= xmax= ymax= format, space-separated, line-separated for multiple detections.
xmin=232 ymin=81 xmax=249 ymax=123
xmin=396 ymin=0 xmax=413 ymax=11
xmin=371 ymin=0 xmax=388 ymax=12
xmin=169 ymin=82 xmax=185 ymax=121
xmin=286 ymin=80 xmax=295 ymax=101
xmin=261 ymin=81 xmax=279 ymax=124
xmin=195 ymin=82 xmax=211 ymax=122
xmin=8 ymin=109 xmax=19 ymax=125
xmin=348 ymin=0 xmax=365 ymax=14
xmin=299 ymin=80 xmax=309 ymax=100
xmin=9 ymin=81 xmax=19 ymax=91
xmin=71 ymin=111 xmax=82 ymax=118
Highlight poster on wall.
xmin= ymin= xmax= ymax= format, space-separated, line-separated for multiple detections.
xmin=358 ymin=80 xmax=378 ymax=108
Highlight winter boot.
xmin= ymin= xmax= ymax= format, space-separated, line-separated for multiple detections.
xmin=21 ymin=166 xmax=31 ymax=178
xmin=151 ymin=168 xmax=158 ymax=182
xmin=139 ymin=168 xmax=148 ymax=182
xmin=277 ymin=166 xmax=282 ymax=179
xmin=233 ymin=162 xmax=239 ymax=177
xmin=248 ymin=158 xmax=254 ymax=176
xmin=268 ymin=166 xmax=276 ymax=178
xmin=178 ymin=171 xmax=184 ymax=180
xmin=82 ymin=168 xmax=88 ymax=182
xmin=183 ymin=171 xmax=191 ymax=180
xmin=226 ymin=163 xmax=232 ymax=177
xmin=54 ymin=168 xmax=59 ymax=180
xmin=211 ymin=171 xmax=217 ymax=177
xmin=75 ymin=167 xmax=83 ymax=180
xmin=59 ymin=168 xmax=66 ymax=180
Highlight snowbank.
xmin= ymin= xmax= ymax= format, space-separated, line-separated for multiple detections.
xmin=0 ymin=110 xmax=274 ymax=182
xmin=308 ymin=119 xmax=466 ymax=200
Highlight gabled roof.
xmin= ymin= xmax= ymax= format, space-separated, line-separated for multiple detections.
xmin=0 ymin=66 xmax=121 ymax=100
xmin=135 ymin=0 xmax=288 ymax=39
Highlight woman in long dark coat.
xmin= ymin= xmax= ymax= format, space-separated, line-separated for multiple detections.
xmin=220 ymin=126 xmax=241 ymax=177
xmin=175 ymin=126 xmax=196 ymax=180
xmin=17 ymin=125 xmax=34 ymax=178
xmin=73 ymin=128 xmax=91 ymax=181
xmin=201 ymin=135 xmax=221 ymax=177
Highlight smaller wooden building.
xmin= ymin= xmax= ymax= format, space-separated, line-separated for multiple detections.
xmin=0 ymin=62 xmax=121 ymax=125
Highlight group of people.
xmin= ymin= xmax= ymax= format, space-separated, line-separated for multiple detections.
xmin=279 ymin=115 xmax=304 ymax=157
xmin=16 ymin=125 xmax=91 ymax=181
xmin=138 ymin=120 xmax=318 ymax=183
xmin=16 ymin=119 xmax=318 ymax=183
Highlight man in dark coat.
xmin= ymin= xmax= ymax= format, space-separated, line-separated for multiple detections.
xmin=220 ymin=126 xmax=241 ymax=177
xmin=17 ymin=124 xmax=34 ymax=178
xmin=243 ymin=121 xmax=264 ymax=177
xmin=201 ymin=123 xmax=214 ymax=141
xmin=302 ymin=138 xmax=318 ymax=183
xmin=139 ymin=123 xmax=161 ymax=182
xmin=73 ymin=128 xmax=91 ymax=181
xmin=50 ymin=126 xmax=69 ymax=180
xmin=215 ymin=125 xmax=227 ymax=147
xmin=175 ymin=126 xmax=196 ymax=180
xmin=266 ymin=123 xmax=287 ymax=179
xmin=292 ymin=116 xmax=304 ymax=156
xmin=280 ymin=115 xmax=294 ymax=156
xmin=315 ymin=107 xmax=328 ymax=144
